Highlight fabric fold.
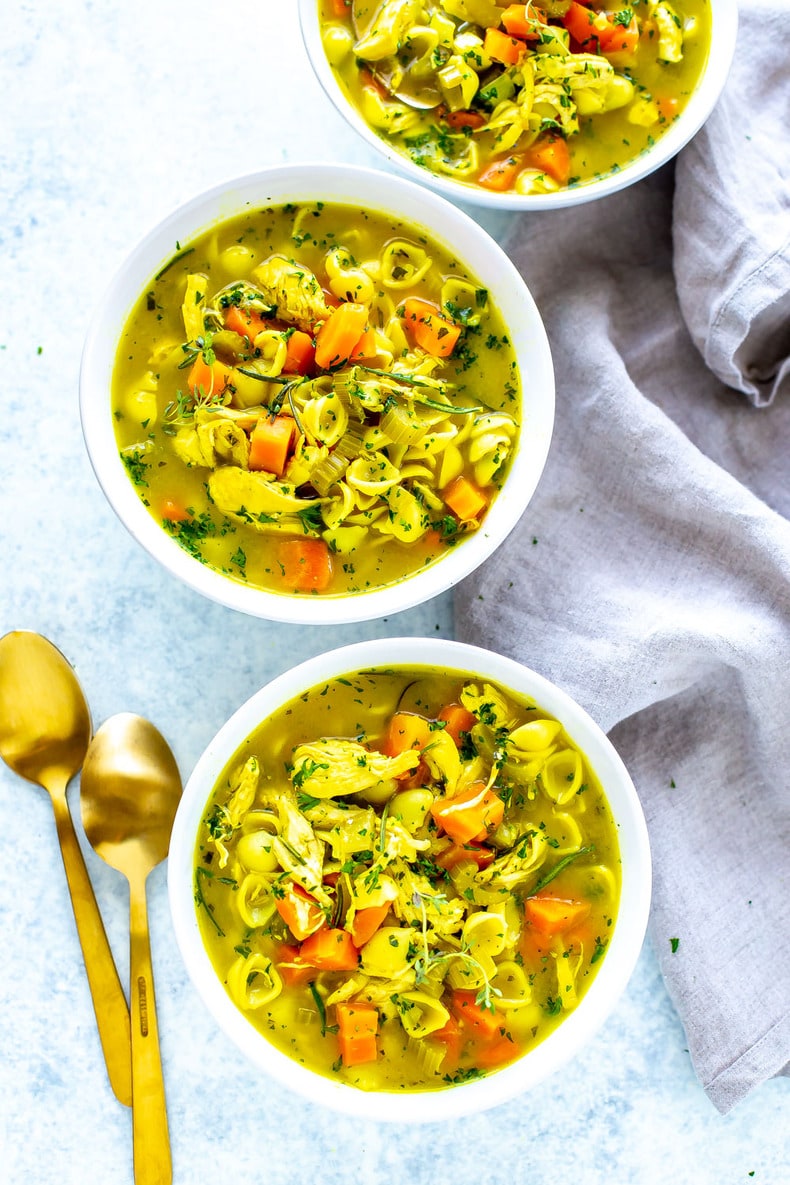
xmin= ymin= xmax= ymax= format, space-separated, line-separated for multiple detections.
xmin=673 ymin=0 xmax=790 ymax=406
xmin=455 ymin=4 xmax=790 ymax=1110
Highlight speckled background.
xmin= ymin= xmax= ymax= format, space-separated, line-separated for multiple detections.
xmin=0 ymin=2 xmax=786 ymax=1183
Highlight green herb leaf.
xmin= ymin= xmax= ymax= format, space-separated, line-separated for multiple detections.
xmin=527 ymin=845 xmax=594 ymax=897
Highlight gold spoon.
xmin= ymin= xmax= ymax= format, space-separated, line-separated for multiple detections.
xmin=0 ymin=630 xmax=132 ymax=1107
xmin=81 ymin=713 xmax=182 ymax=1185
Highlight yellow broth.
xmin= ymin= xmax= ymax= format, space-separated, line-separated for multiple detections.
xmin=319 ymin=0 xmax=712 ymax=195
xmin=112 ymin=202 xmax=520 ymax=597
xmin=194 ymin=667 xmax=621 ymax=1091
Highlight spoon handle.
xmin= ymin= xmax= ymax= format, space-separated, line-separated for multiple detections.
xmin=50 ymin=788 xmax=133 ymax=1107
xmin=129 ymin=876 xmax=172 ymax=1185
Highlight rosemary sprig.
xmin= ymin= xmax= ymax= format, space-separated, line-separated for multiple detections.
xmin=526 ymin=845 xmax=594 ymax=898
xmin=413 ymin=393 xmax=483 ymax=415
xmin=354 ymin=365 xmax=482 ymax=414
xmin=195 ymin=865 xmax=225 ymax=936
xmin=309 ymin=981 xmax=338 ymax=1036
xmin=155 ymin=245 xmax=195 ymax=281
xmin=235 ymin=368 xmax=291 ymax=384
xmin=356 ymin=365 xmax=445 ymax=389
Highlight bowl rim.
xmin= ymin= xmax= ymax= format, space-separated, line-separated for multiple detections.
xmin=167 ymin=636 xmax=652 ymax=1123
xmin=79 ymin=163 xmax=554 ymax=624
xmin=297 ymin=0 xmax=740 ymax=211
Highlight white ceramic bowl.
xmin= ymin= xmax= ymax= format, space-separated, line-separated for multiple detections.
xmin=298 ymin=0 xmax=738 ymax=211
xmin=168 ymin=636 xmax=651 ymax=1122
xmin=80 ymin=164 xmax=554 ymax=624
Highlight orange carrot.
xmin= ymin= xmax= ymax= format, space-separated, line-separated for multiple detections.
xmin=382 ymin=711 xmax=434 ymax=759
xmin=562 ymin=1 xmax=599 ymax=47
xmin=278 ymin=538 xmax=334 ymax=592
xmin=248 ymin=414 xmax=295 ymax=476
xmin=435 ymin=841 xmax=495 ymax=871
xmin=500 ymin=3 xmax=544 ymax=39
xmin=349 ymin=323 xmax=378 ymax=362
xmin=349 ymin=903 xmax=391 ymax=948
xmin=443 ymin=109 xmax=487 ymax=131
xmin=484 ymin=26 xmax=527 ymax=65
xmin=187 ymin=356 xmax=233 ymax=397
xmin=160 ymin=497 xmax=190 ymax=523
xmin=431 ymin=781 xmax=504 ymax=845
xmin=563 ymin=917 xmax=597 ymax=955
xmin=443 ymin=475 xmax=488 ymax=522
xmin=525 ymin=134 xmax=571 ymax=185
xmin=275 ymin=883 xmax=326 ymax=942
xmin=437 ymin=702 xmax=477 ymax=748
xmin=276 ymin=943 xmax=315 ymax=988
xmin=401 ymin=298 xmax=462 ymax=358
xmin=597 ymin=13 xmax=639 ymax=56
xmin=314 ymin=302 xmax=369 ymax=369
xmin=328 ymin=0 xmax=349 ymax=15
xmin=300 ymin=926 xmax=360 ymax=972
xmin=283 ymin=329 xmax=316 ymax=375
xmin=477 ymin=155 xmax=524 ymax=192
xmin=401 ymin=762 xmax=430 ymax=790
xmin=524 ymin=894 xmax=591 ymax=936
xmin=358 ymin=67 xmax=390 ymax=99
xmin=450 ymin=990 xmax=507 ymax=1041
xmin=473 ymin=1033 xmax=518 ymax=1069
xmin=519 ymin=923 xmax=554 ymax=963
xmin=336 ymin=1002 xmax=379 ymax=1067
xmin=382 ymin=712 xmax=433 ymax=786
xmin=432 ymin=1014 xmax=464 ymax=1063
xmin=224 ymin=304 xmax=269 ymax=343
xmin=656 ymin=96 xmax=680 ymax=122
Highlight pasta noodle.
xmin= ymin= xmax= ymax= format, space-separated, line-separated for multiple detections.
xmin=227 ymin=954 xmax=282 ymax=1010
xmin=319 ymin=0 xmax=712 ymax=196
xmin=111 ymin=201 xmax=520 ymax=598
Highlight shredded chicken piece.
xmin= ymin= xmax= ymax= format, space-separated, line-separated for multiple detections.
xmin=204 ymin=756 xmax=259 ymax=867
xmin=290 ymin=738 xmax=419 ymax=799
xmin=251 ymin=255 xmax=330 ymax=331
xmin=271 ymin=790 xmax=330 ymax=906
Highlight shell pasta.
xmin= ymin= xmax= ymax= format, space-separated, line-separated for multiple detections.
xmin=111 ymin=202 xmax=520 ymax=597
xmin=193 ymin=667 xmax=621 ymax=1091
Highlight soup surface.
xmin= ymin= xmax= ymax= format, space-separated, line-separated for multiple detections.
xmin=112 ymin=202 xmax=520 ymax=597
xmin=319 ymin=0 xmax=711 ymax=195
xmin=194 ymin=667 xmax=621 ymax=1091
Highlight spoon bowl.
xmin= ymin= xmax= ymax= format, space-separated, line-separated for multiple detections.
xmin=81 ymin=712 xmax=182 ymax=1185
xmin=0 ymin=630 xmax=132 ymax=1107
xmin=82 ymin=715 xmax=182 ymax=877
xmin=0 ymin=629 xmax=91 ymax=790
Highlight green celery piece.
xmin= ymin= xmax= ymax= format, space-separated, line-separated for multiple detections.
xmin=477 ymin=68 xmax=518 ymax=110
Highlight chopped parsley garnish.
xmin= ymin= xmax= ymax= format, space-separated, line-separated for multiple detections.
xmin=120 ymin=449 xmax=149 ymax=488
xmin=292 ymin=758 xmax=330 ymax=789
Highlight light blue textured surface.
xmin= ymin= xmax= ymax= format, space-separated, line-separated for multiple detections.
xmin=0 ymin=3 xmax=785 ymax=1183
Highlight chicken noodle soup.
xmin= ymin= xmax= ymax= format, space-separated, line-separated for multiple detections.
xmin=194 ymin=667 xmax=621 ymax=1090
xmin=319 ymin=0 xmax=711 ymax=195
xmin=112 ymin=203 xmax=520 ymax=597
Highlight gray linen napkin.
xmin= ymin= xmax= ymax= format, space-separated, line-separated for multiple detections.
xmin=455 ymin=1 xmax=790 ymax=1114
xmin=674 ymin=0 xmax=790 ymax=407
